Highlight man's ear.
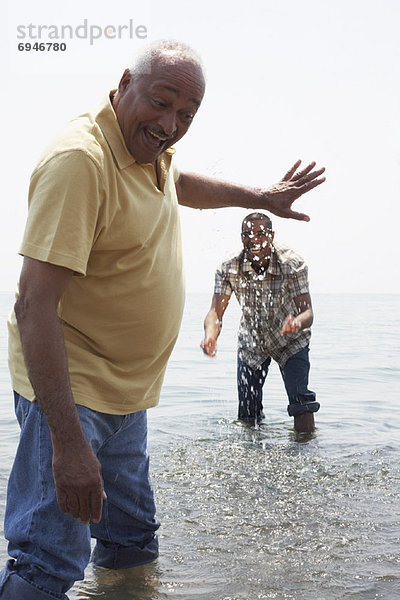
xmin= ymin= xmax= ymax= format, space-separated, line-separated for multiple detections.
xmin=117 ymin=68 xmax=131 ymax=94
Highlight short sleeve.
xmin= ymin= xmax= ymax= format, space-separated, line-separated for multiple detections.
xmin=287 ymin=263 xmax=310 ymax=298
xmin=20 ymin=151 xmax=104 ymax=275
xmin=214 ymin=264 xmax=233 ymax=297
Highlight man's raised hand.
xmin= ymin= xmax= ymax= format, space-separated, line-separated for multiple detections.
xmin=263 ymin=160 xmax=326 ymax=221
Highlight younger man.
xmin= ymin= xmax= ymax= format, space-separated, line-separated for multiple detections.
xmin=201 ymin=212 xmax=320 ymax=432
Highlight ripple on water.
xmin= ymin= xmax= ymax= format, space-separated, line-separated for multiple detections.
xmin=124 ymin=419 xmax=400 ymax=600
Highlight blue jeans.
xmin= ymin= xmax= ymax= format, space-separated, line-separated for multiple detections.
xmin=237 ymin=346 xmax=319 ymax=421
xmin=0 ymin=393 xmax=159 ymax=599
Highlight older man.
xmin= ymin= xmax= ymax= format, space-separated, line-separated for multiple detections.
xmin=0 ymin=40 xmax=325 ymax=599
xmin=201 ymin=212 xmax=320 ymax=432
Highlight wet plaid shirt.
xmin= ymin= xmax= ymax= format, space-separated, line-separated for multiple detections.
xmin=214 ymin=241 xmax=311 ymax=368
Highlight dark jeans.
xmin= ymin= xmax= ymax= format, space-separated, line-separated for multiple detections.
xmin=237 ymin=346 xmax=319 ymax=421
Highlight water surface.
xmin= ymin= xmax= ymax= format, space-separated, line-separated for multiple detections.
xmin=0 ymin=293 xmax=399 ymax=599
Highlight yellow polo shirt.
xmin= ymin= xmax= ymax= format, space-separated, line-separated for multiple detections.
xmin=8 ymin=93 xmax=185 ymax=414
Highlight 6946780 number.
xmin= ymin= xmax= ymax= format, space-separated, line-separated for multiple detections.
xmin=18 ymin=42 xmax=66 ymax=51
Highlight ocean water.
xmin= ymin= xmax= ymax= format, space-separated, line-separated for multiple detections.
xmin=0 ymin=291 xmax=399 ymax=599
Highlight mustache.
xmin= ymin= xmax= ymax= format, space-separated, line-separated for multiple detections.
xmin=146 ymin=125 xmax=176 ymax=141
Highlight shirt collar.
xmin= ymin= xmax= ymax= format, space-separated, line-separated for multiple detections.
xmin=95 ymin=90 xmax=175 ymax=172
xmin=240 ymin=243 xmax=280 ymax=277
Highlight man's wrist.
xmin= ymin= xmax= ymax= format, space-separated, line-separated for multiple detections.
xmin=253 ymin=187 xmax=272 ymax=211
xmin=49 ymin=410 xmax=87 ymax=450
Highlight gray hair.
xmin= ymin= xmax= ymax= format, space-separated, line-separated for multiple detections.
xmin=129 ymin=39 xmax=205 ymax=79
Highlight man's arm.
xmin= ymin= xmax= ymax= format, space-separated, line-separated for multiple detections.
xmin=15 ymin=256 xmax=106 ymax=524
xmin=280 ymin=292 xmax=313 ymax=336
xmin=201 ymin=293 xmax=231 ymax=357
xmin=175 ymin=160 xmax=325 ymax=222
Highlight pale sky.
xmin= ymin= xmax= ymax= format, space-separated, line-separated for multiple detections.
xmin=1 ymin=0 xmax=399 ymax=294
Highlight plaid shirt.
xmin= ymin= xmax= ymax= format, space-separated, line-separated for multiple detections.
xmin=214 ymin=241 xmax=311 ymax=368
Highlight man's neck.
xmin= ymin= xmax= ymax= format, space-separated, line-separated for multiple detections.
xmin=251 ymin=256 xmax=270 ymax=274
